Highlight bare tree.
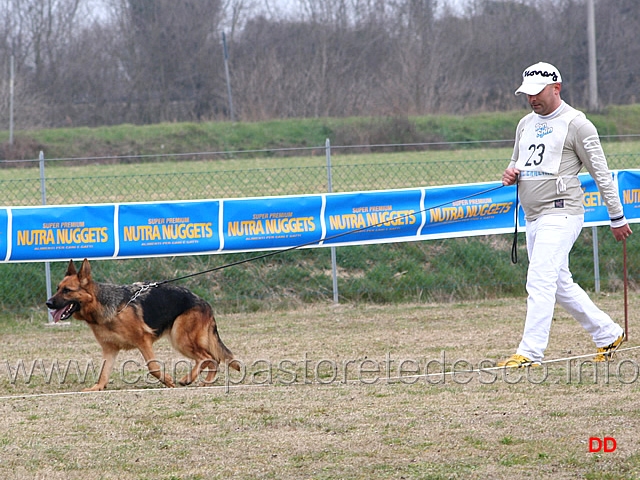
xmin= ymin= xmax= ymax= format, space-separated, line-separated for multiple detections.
xmin=9 ymin=0 xmax=81 ymax=92
xmin=594 ymin=0 xmax=640 ymax=105
xmin=108 ymin=0 xmax=225 ymax=122
xmin=0 ymin=60 xmax=49 ymax=130
xmin=2 ymin=0 xmax=640 ymax=128
xmin=0 ymin=0 xmax=84 ymax=128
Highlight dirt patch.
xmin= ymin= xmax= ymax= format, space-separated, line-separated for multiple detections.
xmin=0 ymin=295 xmax=638 ymax=479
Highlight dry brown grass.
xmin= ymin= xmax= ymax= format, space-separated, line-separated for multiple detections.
xmin=1 ymin=295 xmax=639 ymax=479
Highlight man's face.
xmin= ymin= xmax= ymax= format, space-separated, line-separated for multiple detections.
xmin=526 ymin=83 xmax=561 ymax=116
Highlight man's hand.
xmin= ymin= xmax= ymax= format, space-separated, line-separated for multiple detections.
xmin=502 ymin=167 xmax=520 ymax=186
xmin=611 ymin=224 xmax=633 ymax=242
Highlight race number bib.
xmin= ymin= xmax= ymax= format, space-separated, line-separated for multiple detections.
xmin=515 ymin=107 xmax=582 ymax=176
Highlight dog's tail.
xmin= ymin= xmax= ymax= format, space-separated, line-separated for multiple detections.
xmin=209 ymin=322 xmax=241 ymax=371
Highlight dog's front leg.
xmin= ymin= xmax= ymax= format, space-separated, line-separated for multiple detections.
xmin=138 ymin=340 xmax=176 ymax=388
xmin=84 ymin=345 xmax=118 ymax=392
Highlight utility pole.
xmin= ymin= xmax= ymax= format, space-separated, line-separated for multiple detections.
xmin=222 ymin=32 xmax=235 ymax=122
xmin=587 ymin=0 xmax=598 ymax=111
xmin=9 ymin=55 xmax=14 ymax=145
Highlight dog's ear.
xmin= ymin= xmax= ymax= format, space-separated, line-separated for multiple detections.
xmin=65 ymin=259 xmax=77 ymax=277
xmin=77 ymin=258 xmax=92 ymax=285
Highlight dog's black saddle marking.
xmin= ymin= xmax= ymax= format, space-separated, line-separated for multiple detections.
xmin=136 ymin=284 xmax=208 ymax=335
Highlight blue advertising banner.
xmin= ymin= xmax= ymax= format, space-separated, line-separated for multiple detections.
xmin=221 ymin=195 xmax=323 ymax=251
xmin=9 ymin=205 xmax=116 ymax=261
xmin=580 ymin=172 xmax=615 ymax=226
xmin=1 ymin=169 xmax=638 ymax=263
xmin=0 ymin=208 xmax=8 ymax=261
xmin=420 ymin=183 xmax=516 ymax=239
xmin=323 ymin=189 xmax=422 ymax=245
xmin=618 ymin=170 xmax=640 ymax=222
xmin=117 ymin=201 xmax=220 ymax=257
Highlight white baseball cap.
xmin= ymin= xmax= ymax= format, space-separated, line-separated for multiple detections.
xmin=515 ymin=62 xmax=562 ymax=95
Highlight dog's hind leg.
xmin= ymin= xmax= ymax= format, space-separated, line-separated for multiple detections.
xmin=199 ymin=359 xmax=219 ymax=384
xmin=173 ymin=332 xmax=219 ymax=386
xmin=137 ymin=339 xmax=176 ymax=388
xmin=176 ymin=358 xmax=218 ymax=386
xmin=170 ymin=312 xmax=222 ymax=386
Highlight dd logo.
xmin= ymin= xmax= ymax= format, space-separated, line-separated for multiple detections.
xmin=589 ymin=437 xmax=617 ymax=453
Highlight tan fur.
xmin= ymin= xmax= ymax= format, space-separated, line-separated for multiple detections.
xmin=46 ymin=259 xmax=240 ymax=391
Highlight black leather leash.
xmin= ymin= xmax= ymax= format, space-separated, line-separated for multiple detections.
xmin=510 ymin=180 xmax=519 ymax=264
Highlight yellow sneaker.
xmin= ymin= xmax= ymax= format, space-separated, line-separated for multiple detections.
xmin=593 ymin=333 xmax=625 ymax=362
xmin=497 ymin=354 xmax=541 ymax=368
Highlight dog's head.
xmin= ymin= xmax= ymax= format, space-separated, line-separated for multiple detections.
xmin=46 ymin=259 xmax=94 ymax=323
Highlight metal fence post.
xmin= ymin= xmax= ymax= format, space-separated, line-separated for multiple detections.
xmin=326 ymin=139 xmax=339 ymax=304
xmin=39 ymin=151 xmax=53 ymax=322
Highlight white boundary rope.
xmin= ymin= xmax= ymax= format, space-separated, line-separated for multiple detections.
xmin=1 ymin=345 xmax=639 ymax=402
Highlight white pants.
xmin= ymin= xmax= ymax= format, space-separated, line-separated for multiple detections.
xmin=516 ymin=214 xmax=623 ymax=362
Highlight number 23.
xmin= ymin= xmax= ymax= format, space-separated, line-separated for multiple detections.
xmin=525 ymin=144 xmax=545 ymax=166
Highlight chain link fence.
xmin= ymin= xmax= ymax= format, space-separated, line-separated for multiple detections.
xmin=2 ymin=151 xmax=638 ymax=206
xmin=3 ymin=159 xmax=507 ymax=205
xmin=0 ymin=143 xmax=637 ymax=314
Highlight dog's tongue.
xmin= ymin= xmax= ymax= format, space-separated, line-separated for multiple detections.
xmin=50 ymin=308 xmax=65 ymax=323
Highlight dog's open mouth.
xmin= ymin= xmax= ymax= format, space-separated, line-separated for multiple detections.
xmin=50 ymin=302 xmax=79 ymax=323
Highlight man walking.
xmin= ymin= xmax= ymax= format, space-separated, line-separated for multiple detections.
xmin=499 ymin=62 xmax=632 ymax=368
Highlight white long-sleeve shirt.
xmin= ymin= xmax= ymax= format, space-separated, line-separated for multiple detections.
xmin=509 ymin=101 xmax=626 ymax=226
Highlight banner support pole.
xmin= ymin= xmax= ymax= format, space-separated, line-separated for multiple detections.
xmin=326 ymin=138 xmax=339 ymax=304
xmin=39 ymin=151 xmax=53 ymax=323
xmin=623 ymin=238 xmax=628 ymax=340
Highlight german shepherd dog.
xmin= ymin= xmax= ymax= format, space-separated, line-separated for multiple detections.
xmin=46 ymin=259 xmax=239 ymax=391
